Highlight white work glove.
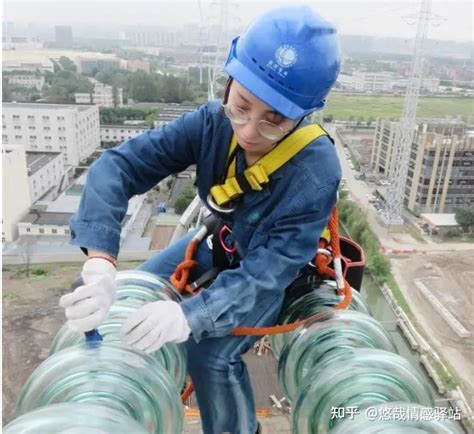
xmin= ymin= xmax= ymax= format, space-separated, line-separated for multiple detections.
xmin=59 ymin=258 xmax=117 ymax=332
xmin=121 ymin=300 xmax=191 ymax=354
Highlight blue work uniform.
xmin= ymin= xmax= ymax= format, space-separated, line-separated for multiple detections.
xmin=69 ymin=100 xmax=341 ymax=434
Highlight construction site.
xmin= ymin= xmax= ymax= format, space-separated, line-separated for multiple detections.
xmin=391 ymin=252 xmax=474 ymax=405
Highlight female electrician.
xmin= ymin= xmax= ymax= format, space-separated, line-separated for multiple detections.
xmin=59 ymin=5 xmax=341 ymax=434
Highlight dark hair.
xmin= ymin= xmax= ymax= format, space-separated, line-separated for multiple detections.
xmin=218 ymin=76 xmax=233 ymax=117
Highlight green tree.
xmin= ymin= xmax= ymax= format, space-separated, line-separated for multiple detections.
xmin=174 ymin=185 xmax=197 ymax=214
xmin=367 ymin=254 xmax=391 ymax=281
xmin=43 ymin=69 xmax=93 ymax=103
xmin=2 ymin=78 xmax=11 ymax=101
xmin=59 ymin=56 xmax=77 ymax=72
xmin=349 ymin=218 xmax=367 ymax=241
xmin=455 ymin=208 xmax=474 ymax=233
xmin=112 ymin=85 xmax=120 ymax=108
xmin=99 ymin=107 xmax=159 ymax=125
xmin=129 ymin=72 xmax=159 ymax=101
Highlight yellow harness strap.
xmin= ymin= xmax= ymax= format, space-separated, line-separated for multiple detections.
xmin=210 ymin=124 xmax=328 ymax=207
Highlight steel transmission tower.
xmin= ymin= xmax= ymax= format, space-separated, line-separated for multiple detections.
xmin=199 ymin=0 xmax=238 ymax=101
xmin=383 ymin=0 xmax=432 ymax=226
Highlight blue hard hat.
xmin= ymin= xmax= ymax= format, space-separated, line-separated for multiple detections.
xmin=224 ymin=5 xmax=340 ymax=120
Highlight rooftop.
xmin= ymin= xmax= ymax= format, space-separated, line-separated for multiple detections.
xmin=19 ymin=211 xmax=130 ymax=227
xmin=3 ymin=102 xmax=94 ymax=112
xmin=420 ymin=213 xmax=458 ymax=227
xmin=101 ymin=124 xmax=148 ymax=129
xmin=19 ymin=212 xmax=72 ymax=226
xmin=26 ymin=152 xmax=62 ymax=176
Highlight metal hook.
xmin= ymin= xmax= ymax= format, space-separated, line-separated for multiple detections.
xmin=219 ymin=225 xmax=237 ymax=254
xmin=206 ymin=193 xmax=235 ymax=214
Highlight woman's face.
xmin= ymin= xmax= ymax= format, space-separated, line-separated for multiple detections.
xmin=226 ymin=80 xmax=296 ymax=156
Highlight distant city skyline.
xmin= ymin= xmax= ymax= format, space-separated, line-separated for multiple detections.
xmin=2 ymin=1 xmax=473 ymax=42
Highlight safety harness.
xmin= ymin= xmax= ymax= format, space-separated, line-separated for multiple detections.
xmin=171 ymin=125 xmax=352 ymax=402
xmin=208 ymin=124 xmax=329 ymax=209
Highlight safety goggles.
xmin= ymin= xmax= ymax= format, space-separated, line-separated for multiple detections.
xmin=222 ymin=103 xmax=291 ymax=141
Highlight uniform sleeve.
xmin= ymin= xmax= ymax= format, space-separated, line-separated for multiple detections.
xmin=69 ymin=105 xmax=208 ymax=258
xmin=180 ymin=177 xmax=340 ymax=342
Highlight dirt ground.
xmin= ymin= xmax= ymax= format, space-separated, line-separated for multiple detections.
xmin=2 ymin=261 xmax=140 ymax=425
xmin=391 ymin=250 xmax=474 ymax=406
xmin=338 ymin=128 xmax=375 ymax=170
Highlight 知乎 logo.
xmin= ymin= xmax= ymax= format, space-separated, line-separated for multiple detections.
xmin=275 ymin=45 xmax=298 ymax=68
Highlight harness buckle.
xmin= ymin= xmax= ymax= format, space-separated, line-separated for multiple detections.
xmin=206 ymin=193 xmax=235 ymax=214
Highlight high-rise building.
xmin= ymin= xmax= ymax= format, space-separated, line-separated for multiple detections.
xmin=371 ymin=119 xmax=474 ymax=214
xmin=55 ymin=25 xmax=73 ymax=48
xmin=125 ymin=29 xmax=181 ymax=47
xmin=2 ymin=103 xmax=100 ymax=167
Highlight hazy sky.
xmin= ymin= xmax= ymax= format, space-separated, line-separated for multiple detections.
xmin=3 ymin=0 xmax=473 ymax=41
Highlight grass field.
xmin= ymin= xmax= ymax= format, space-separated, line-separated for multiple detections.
xmin=323 ymin=95 xmax=473 ymax=121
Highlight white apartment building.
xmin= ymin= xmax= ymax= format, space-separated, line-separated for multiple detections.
xmin=17 ymin=173 xmax=146 ymax=240
xmin=153 ymin=104 xmax=195 ymax=129
xmin=75 ymin=82 xmax=123 ymax=108
xmin=2 ymin=103 xmax=100 ymax=166
xmin=100 ymin=124 xmax=148 ymax=145
xmin=2 ymin=146 xmax=31 ymax=242
xmin=353 ymin=71 xmax=393 ymax=92
xmin=26 ymin=152 xmax=65 ymax=202
xmin=336 ymin=74 xmax=355 ymax=90
xmin=5 ymin=74 xmax=45 ymax=90
xmin=392 ymin=76 xmax=441 ymax=93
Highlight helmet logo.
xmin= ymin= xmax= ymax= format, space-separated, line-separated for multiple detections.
xmin=275 ymin=45 xmax=298 ymax=68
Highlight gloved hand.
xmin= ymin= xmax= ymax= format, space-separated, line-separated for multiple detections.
xmin=121 ymin=300 xmax=191 ymax=354
xmin=59 ymin=258 xmax=117 ymax=332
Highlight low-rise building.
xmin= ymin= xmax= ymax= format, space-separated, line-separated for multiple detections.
xmin=2 ymin=102 xmax=100 ymax=166
xmin=100 ymin=124 xmax=148 ymax=145
xmin=76 ymin=56 xmax=122 ymax=75
xmin=153 ymin=104 xmax=196 ymax=128
xmin=17 ymin=173 xmax=146 ymax=240
xmin=2 ymin=50 xmax=55 ymax=73
xmin=4 ymin=74 xmax=45 ymax=90
xmin=353 ymin=71 xmax=393 ymax=92
xmin=26 ymin=152 xmax=64 ymax=202
xmin=392 ymin=76 xmax=440 ymax=93
xmin=75 ymin=80 xmax=123 ymax=108
xmin=124 ymin=59 xmax=150 ymax=73
xmin=336 ymin=73 xmax=355 ymax=90
xmin=2 ymin=146 xmax=31 ymax=242
xmin=420 ymin=213 xmax=459 ymax=236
